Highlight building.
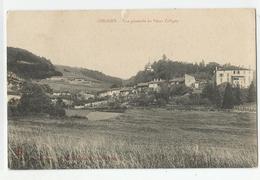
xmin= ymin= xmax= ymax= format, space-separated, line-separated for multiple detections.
xmin=215 ymin=67 xmax=253 ymax=88
xmin=120 ymin=87 xmax=132 ymax=96
xmin=98 ymin=88 xmax=121 ymax=98
xmin=145 ymin=62 xmax=154 ymax=72
xmin=169 ymin=74 xmax=196 ymax=88
xmin=85 ymin=100 xmax=108 ymax=107
xmin=52 ymin=91 xmax=71 ymax=97
xmin=148 ymin=79 xmax=165 ymax=92
xmin=135 ymin=82 xmax=149 ymax=93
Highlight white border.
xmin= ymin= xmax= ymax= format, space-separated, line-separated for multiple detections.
xmin=1 ymin=0 xmax=259 ymax=180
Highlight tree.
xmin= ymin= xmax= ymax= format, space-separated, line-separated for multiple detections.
xmin=155 ymin=83 xmax=170 ymax=103
xmin=247 ymin=82 xmax=256 ymax=102
xmin=170 ymin=84 xmax=191 ymax=96
xmin=110 ymin=84 xmax=120 ymax=89
xmin=222 ymin=83 xmax=235 ymax=109
xmin=202 ymin=83 xmax=215 ymax=101
xmin=233 ymin=85 xmax=242 ymax=105
xmin=214 ymin=87 xmax=222 ymax=108
xmin=201 ymin=82 xmax=222 ymax=107
xmin=17 ymin=82 xmax=65 ymax=117
xmin=18 ymin=82 xmax=53 ymax=115
xmin=199 ymin=59 xmax=205 ymax=70
xmin=52 ymin=97 xmax=66 ymax=117
xmin=56 ymin=97 xmax=66 ymax=108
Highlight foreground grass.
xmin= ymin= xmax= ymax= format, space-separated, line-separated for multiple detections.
xmin=8 ymin=108 xmax=258 ymax=169
xmin=9 ymin=136 xmax=257 ymax=169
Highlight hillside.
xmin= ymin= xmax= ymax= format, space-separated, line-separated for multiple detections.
xmin=55 ymin=65 xmax=123 ymax=85
xmin=7 ymin=47 xmax=123 ymax=93
xmin=7 ymin=47 xmax=62 ymax=79
xmin=38 ymin=65 xmax=123 ymax=93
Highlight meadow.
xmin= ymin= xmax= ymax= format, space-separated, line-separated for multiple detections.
xmin=8 ymin=108 xmax=257 ymax=169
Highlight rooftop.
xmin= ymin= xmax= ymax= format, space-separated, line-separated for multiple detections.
xmin=136 ymin=82 xmax=149 ymax=87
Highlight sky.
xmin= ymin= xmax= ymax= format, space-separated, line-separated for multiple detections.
xmin=7 ymin=9 xmax=256 ymax=79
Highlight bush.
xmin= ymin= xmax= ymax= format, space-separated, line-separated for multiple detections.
xmin=49 ymin=106 xmax=66 ymax=117
xmin=222 ymin=83 xmax=235 ymax=109
xmin=189 ymin=94 xmax=212 ymax=106
xmin=247 ymin=82 xmax=256 ymax=102
xmin=14 ymin=82 xmax=65 ymax=117
xmin=172 ymin=96 xmax=191 ymax=105
xmin=171 ymin=94 xmax=212 ymax=106
xmin=170 ymin=84 xmax=191 ymax=96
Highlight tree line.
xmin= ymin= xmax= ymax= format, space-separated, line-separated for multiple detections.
xmin=127 ymin=54 xmax=248 ymax=85
xmin=202 ymin=82 xmax=256 ymax=109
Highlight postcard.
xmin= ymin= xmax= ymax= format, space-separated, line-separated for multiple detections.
xmin=7 ymin=9 xmax=257 ymax=169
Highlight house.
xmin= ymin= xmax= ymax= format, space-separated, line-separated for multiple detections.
xmin=215 ymin=67 xmax=253 ymax=88
xmin=8 ymin=94 xmax=21 ymax=102
xmin=85 ymin=100 xmax=108 ymax=107
xmin=74 ymin=105 xmax=85 ymax=109
xmin=170 ymin=74 xmax=196 ymax=88
xmin=46 ymin=76 xmax=64 ymax=81
xmin=120 ymin=87 xmax=132 ymax=96
xmin=53 ymin=91 xmax=71 ymax=97
xmin=61 ymin=99 xmax=73 ymax=106
xmin=98 ymin=88 xmax=121 ymax=98
xmin=148 ymin=79 xmax=165 ymax=92
xmin=135 ymin=82 xmax=149 ymax=93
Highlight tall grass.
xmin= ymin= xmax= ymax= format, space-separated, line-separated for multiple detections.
xmin=8 ymin=131 xmax=257 ymax=169
xmin=8 ymin=109 xmax=257 ymax=169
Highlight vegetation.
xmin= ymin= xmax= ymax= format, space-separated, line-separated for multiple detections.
xmin=8 ymin=82 xmax=65 ymax=117
xmin=127 ymin=54 xmax=243 ymax=85
xmin=7 ymin=47 xmax=62 ymax=79
xmin=55 ymin=65 xmax=123 ymax=86
xmin=222 ymin=83 xmax=235 ymax=109
xmin=247 ymin=82 xmax=256 ymax=103
xmin=202 ymin=83 xmax=221 ymax=108
xmin=8 ymin=108 xmax=257 ymax=169
xmin=170 ymin=84 xmax=192 ymax=96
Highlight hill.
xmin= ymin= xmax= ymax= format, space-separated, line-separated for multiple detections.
xmin=55 ymin=65 xmax=123 ymax=85
xmin=7 ymin=47 xmax=123 ymax=93
xmin=39 ymin=65 xmax=123 ymax=93
xmin=126 ymin=54 xmax=247 ymax=85
xmin=7 ymin=47 xmax=62 ymax=79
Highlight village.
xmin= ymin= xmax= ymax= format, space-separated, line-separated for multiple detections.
xmin=15 ymin=65 xmax=256 ymax=110
xmin=7 ymin=61 xmax=255 ymax=113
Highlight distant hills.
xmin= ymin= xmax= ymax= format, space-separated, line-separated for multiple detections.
xmin=7 ymin=47 xmax=123 ymax=93
xmin=55 ymin=65 xmax=123 ymax=85
xmin=7 ymin=47 xmax=255 ymax=93
xmin=7 ymin=47 xmax=62 ymax=79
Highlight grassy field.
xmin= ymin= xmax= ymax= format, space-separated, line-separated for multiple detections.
xmin=8 ymin=108 xmax=257 ymax=169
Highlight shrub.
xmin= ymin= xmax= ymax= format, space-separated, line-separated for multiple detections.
xmin=170 ymin=84 xmax=191 ymax=96
xmin=14 ymin=82 xmax=65 ymax=117
xmin=222 ymin=83 xmax=235 ymax=109
xmin=247 ymin=82 xmax=256 ymax=102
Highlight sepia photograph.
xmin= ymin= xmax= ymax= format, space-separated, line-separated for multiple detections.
xmin=7 ymin=9 xmax=257 ymax=169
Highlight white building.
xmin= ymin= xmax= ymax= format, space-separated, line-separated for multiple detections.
xmin=215 ymin=67 xmax=253 ymax=88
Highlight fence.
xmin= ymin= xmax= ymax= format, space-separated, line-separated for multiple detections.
xmin=233 ymin=103 xmax=256 ymax=112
